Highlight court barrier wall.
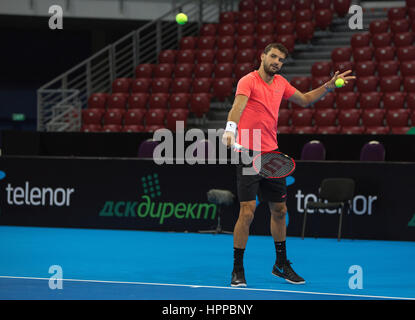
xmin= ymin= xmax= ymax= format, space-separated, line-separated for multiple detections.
xmin=0 ymin=156 xmax=414 ymax=241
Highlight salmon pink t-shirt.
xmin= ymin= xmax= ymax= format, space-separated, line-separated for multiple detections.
xmin=235 ymin=71 xmax=297 ymax=151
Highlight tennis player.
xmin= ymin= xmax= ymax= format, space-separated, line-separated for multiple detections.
xmin=222 ymin=43 xmax=356 ymax=287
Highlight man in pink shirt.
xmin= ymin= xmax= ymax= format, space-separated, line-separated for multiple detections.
xmin=222 ymin=43 xmax=355 ymax=287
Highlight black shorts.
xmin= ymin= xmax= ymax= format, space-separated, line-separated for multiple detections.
xmin=236 ymin=150 xmax=287 ymax=203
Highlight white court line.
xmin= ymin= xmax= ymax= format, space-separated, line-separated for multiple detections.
xmin=0 ymin=275 xmax=413 ymax=300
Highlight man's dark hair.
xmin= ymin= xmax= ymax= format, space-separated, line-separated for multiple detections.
xmin=263 ymin=43 xmax=289 ymax=58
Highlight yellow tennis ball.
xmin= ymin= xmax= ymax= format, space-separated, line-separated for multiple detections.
xmin=176 ymin=13 xmax=188 ymax=25
xmin=335 ymin=78 xmax=345 ymax=88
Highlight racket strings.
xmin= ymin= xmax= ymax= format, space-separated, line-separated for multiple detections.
xmin=254 ymin=152 xmax=295 ymax=178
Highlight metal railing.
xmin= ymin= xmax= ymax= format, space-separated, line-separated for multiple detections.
xmin=37 ymin=0 xmax=234 ymax=132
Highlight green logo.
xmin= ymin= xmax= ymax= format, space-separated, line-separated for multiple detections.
xmin=141 ymin=173 xmax=161 ymax=198
xmin=408 ymin=214 xmax=415 ymax=227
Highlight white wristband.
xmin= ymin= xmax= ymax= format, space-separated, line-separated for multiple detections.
xmin=225 ymin=121 xmax=237 ymax=134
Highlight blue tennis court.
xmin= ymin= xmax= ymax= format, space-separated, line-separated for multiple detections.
xmin=0 ymin=226 xmax=414 ymax=300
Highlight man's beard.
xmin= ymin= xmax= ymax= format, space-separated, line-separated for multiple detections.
xmin=264 ymin=63 xmax=281 ymax=76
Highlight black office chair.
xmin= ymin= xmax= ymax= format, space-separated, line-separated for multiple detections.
xmin=301 ymin=178 xmax=355 ymax=241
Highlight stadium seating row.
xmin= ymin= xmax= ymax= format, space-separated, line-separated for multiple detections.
xmin=278 ymin=125 xmax=410 ymax=134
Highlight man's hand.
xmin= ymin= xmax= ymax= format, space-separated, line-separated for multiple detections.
xmin=325 ymin=70 xmax=356 ymax=90
xmin=222 ymin=131 xmax=235 ymax=148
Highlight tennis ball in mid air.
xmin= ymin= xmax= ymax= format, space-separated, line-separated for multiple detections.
xmin=335 ymin=78 xmax=345 ymax=88
xmin=176 ymin=13 xmax=188 ymax=25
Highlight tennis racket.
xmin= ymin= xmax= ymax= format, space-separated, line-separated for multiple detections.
xmin=233 ymin=143 xmax=296 ymax=179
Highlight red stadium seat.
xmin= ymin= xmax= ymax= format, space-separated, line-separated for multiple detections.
xmin=369 ymin=20 xmax=389 ymax=34
xmin=81 ymin=124 xmax=102 ymax=132
xmin=377 ymin=60 xmax=400 ymax=77
xmin=379 ymin=76 xmax=402 ymax=92
xmin=312 ymin=76 xmax=331 ymax=89
xmin=171 ymin=78 xmax=192 ymax=93
xmin=124 ymin=109 xmax=146 ymax=125
xmin=372 ymin=32 xmax=393 ymax=48
xmin=193 ymin=64 xmax=213 ymax=78
xmin=122 ymin=125 xmax=145 ymax=132
xmin=192 ymin=78 xmax=212 ymax=93
xmin=390 ymin=126 xmax=411 ymax=134
xmin=214 ymin=63 xmax=234 ymax=78
xmin=292 ymin=126 xmax=317 ymax=134
xmin=236 ymin=48 xmax=256 ymax=64
xmin=216 ymin=49 xmax=235 ymax=63
xmin=102 ymin=124 xmax=122 ymax=132
xmin=311 ymin=61 xmax=332 ymax=77
xmin=278 ymin=109 xmax=292 ymax=126
xmin=394 ymin=32 xmax=414 ymax=47
xmin=314 ymin=92 xmax=336 ymax=109
xmin=355 ymin=61 xmax=377 ymax=77
xmin=276 ymin=34 xmax=295 ymax=53
xmin=295 ymin=0 xmax=312 ymax=10
xmin=190 ymin=93 xmax=211 ymax=117
xmin=103 ymin=109 xmax=124 ymax=125
xmin=256 ymin=35 xmax=276 ymax=51
xmin=144 ymin=125 xmax=166 ymax=132
xmin=296 ymin=22 xmax=315 ymax=43
xmin=331 ymin=47 xmax=352 ymax=62
xmin=82 ymin=108 xmax=104 ymax=125
xmin=333 ymin=0 xmax=351 ymax=17
xmin=145 ymin=109 xmax=166 ymax=125
xmin=314 ymin=0 xmax=332 ymax=10
xmin=397 ymin=46 xmax=415 ymax=61
xmin=278 ymin=126 xmax=293 ymax=134
xmin=356 ymin=76 xmax=379 ymax=93
xmin=390 ymin=19 xmax=411 ymax=34
xmin=174 ymin=64 xmax=194 ymax=78
xmin=200 ymin=24 xmax=217 ymax=36
xmin=361 ymin=109 xmax=386 ymax=126
xmin=280 ymin=99 xmax=289 ymax=109
xmin=333 ymin=61 xmax=354 ymax=74
xmin=375 ymin=46 xmax=396 ymax=62
xmin=388 ymin=7 xmax=407 ymax=20
xmin=295 ymin=9 xmax=313 ymax=22
xmin=316 ymin=126 xmax=341 ymax=134
xmin=336 ymin=92 xmax=359 ymax=109
xmin=107 ymin=93 xmax=128 ymax=109
xmin=151 ymin=78 xmax=171 ymax=93
xmin=412 ymin=110 xmax=415 ymax=123
xmin=236 ymin=35 xmax=255 ymax=50
xmin=148 ymin=93 xmax=169 ymax=109
xmin=219 ymin=11 xmax=236 ymax=24
xmin=290 ymin=77 xmax=311 ymax=92
xmin=196 ymin=49 xmax=215 ymax=63
xmin=351 ymin=32 xmax=371 ymax=48
xmin=158 ymin=50 xmax=176 ymax=64
xmin=176 ymin=50 xmax=195 ymax=64
xmin=197 ymin=36 xmax=216 ymax=50
xmin=153 ymin=64 xmax=174 ymax=78
xmin=239 ymin=0 xmax=255 ymax=11
xmin=276 ymin=22 xmax=296 ymax=35
xmin=275 ymin=10 xmax=293 ymax=23
xmin=179 ymin=37 xmax=197 ymax=50
xmin=276 ymin=0 xmax=293 ymax=10
xmin=131 ymin=78 xmax=152 ymax=93
xmin=217 ymin=36 xmax=235 ymax=49
xmin=382 ymin=92 xmax=407 ymax=110
xmin=135 ymin=64 xmax=153 ymax=78
xmin=166 ymin=109 xmax=189 ymax=131
xmin=315 ymin=9 xmax=333 ymax=30
xmin=112 ymin=78 xmax=131 ymax=94
xmin=338 ymin=109 xmax=361 ymax=126
xmin=169 ymin=93 xmax=190 ymax=109
xmin=365 ymin=126 xmax=390 ymax=134
xmin=257 ymin=0 xmax=274 ymax=11
xmin=256 ymin=22 xmax=275 ymax=35
xmin=404 ymin=76 xmax=415 ymax=92
xmin=291 ymin=109 xmax=314 ymax=126
xmin=407 ymin=92 xmax=415 ymax=110
xmin=386 ymin=109 xmax=410 ymax=127
xmin=359 ymin=92 xmax=383 ymax=109
xmin=314 ymin=109 xmax=338 ymax=126
xmin=238 ymin=11 xmax=255 ymax=23
xmin=340 ymin=126 xmax=365 ymax=134
xmin=218 ymin=23 xmax=235 ymax=36
xmin=88 ymin=93 xmax=107 ymax=109
xmin=353 ymin=46 xmax=374 ymax=62
xmin=128 ymin=93 xmax=149 ymax=109
xmin=257 ymin=10 xmax=274 ymax=23
xmin=212 ymin=78 xmax=234 ymax=101
xmin=235 ymin=63 xmax=255 ymax=81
